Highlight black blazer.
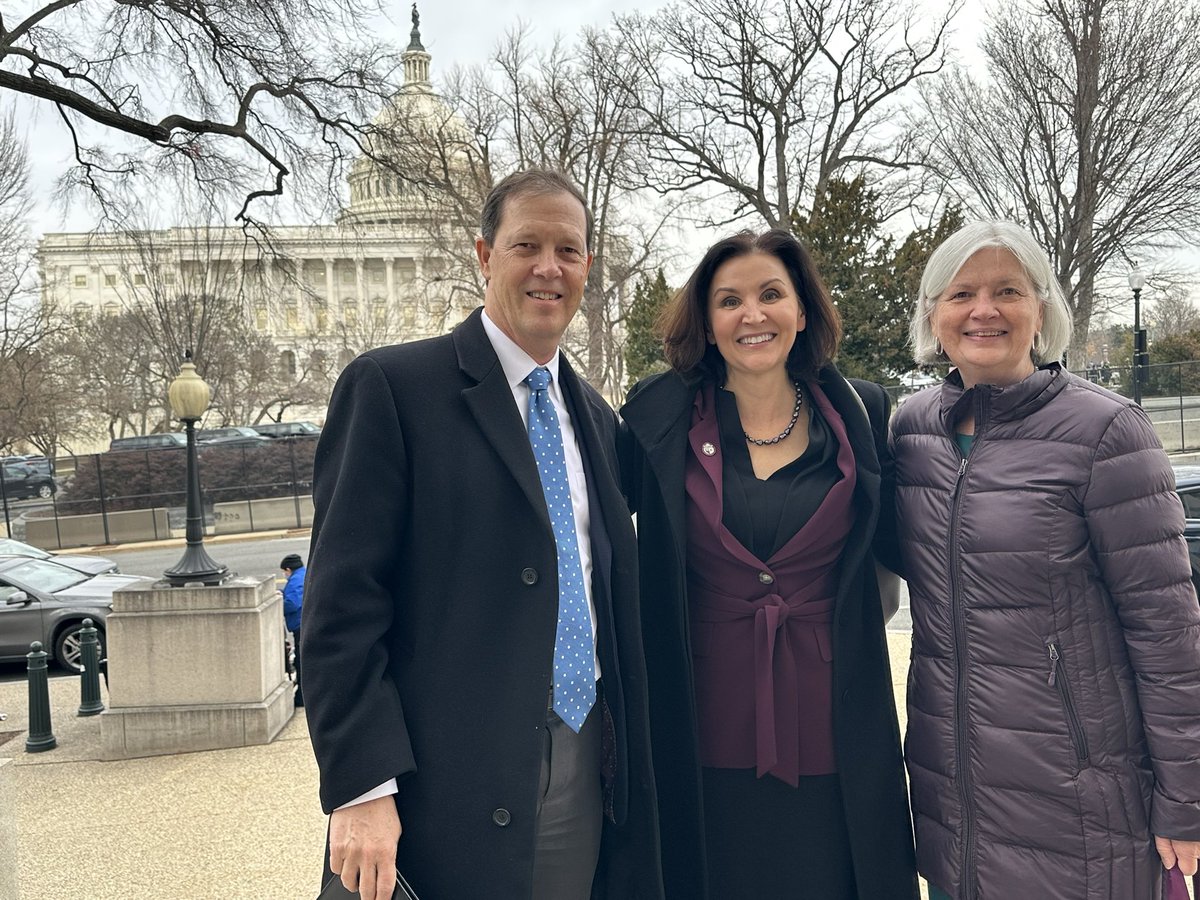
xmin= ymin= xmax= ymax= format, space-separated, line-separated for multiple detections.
xmin=302 ymin=309 xmax=661 ymax=899
xmin=619 ymin=366 xmax=917 ymax=900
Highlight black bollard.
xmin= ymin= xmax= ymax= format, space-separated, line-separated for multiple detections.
xmin=77 ymin=619 xmax=104 ymax=717
xmin=25 ymin=641 xmax=57 ymax=753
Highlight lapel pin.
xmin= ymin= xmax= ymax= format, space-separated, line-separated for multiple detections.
xmin=701 ymin=442 xmax=716 ymax=457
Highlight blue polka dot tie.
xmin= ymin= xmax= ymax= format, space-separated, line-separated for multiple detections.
xmin=525 ymin=367 xmax=595 ymax=732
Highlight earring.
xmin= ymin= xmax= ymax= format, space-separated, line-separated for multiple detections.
xmin=934 ymin=337 xmax=943 ymax=357
xmin=1033 ymin=331 xmax=1045 ymax=358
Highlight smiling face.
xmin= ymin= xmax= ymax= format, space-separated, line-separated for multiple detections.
xmin=706 ymin=252 xmax=805 ymax=383
xmin=476 ymin=190 xmax=593 ymax=364
xmin=932 ymin=247 xmax=1044 ymax=388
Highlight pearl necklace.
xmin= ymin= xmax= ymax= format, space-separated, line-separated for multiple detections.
xmin=744 ymin=382 xmax=804 ymax=446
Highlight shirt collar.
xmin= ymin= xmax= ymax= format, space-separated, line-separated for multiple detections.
xmin=481 ymin=309 xmax=561 ymax=390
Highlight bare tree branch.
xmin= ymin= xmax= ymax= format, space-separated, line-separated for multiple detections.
xmin=608 ymin=0 xmax=959 ymax=230
xmin=921 ymin=0 xmax=1200 ymax=362
xmin=0 ymin=0 xmax=403 ymax=225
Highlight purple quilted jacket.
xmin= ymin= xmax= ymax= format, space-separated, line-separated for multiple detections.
xmin=891 ymin=365 xmax=1200 ymax=900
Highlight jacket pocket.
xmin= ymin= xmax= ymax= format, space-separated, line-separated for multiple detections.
xmin=1045 ymin=638 xmax=1090 ymax=762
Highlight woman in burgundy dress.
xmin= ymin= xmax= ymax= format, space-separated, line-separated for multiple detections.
xmin=621 ymin=229 xmax=916 ymax=899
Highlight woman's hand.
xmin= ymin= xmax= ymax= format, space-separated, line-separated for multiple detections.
xmin=1155 ymin=835 xmax=1200 ymax=875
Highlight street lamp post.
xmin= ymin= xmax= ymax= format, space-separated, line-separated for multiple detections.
xmin=1129 ymin=266 xmax=1147 ymax=406
xmin=162 ymin=353 xmax=229 ymax=587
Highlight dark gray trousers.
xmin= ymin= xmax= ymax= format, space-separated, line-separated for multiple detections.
xmin=531 ymin=699 xmax=602 ymax=900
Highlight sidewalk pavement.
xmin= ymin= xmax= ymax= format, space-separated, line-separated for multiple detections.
xmin=1 ymin=673 xmax=327 ymax=899
xmin=0 ymin=631 xmax=922 ymax=900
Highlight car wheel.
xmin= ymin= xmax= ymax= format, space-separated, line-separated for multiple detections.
xmin=36 ymin=484 xmax=53 ymax=499
xmin=54 ymin=623 xmax=104 ymax=675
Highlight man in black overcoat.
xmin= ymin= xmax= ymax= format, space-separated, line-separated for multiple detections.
xmin=302 ymin=169 xmax=660 ymax=900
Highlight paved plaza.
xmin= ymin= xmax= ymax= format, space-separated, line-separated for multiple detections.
xmin=0 ymin=612 xmax=919 ymax=899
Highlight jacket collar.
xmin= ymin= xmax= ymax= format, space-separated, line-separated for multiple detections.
xmin=451 ymin=308 xmax=552 ymax=531
xmin=939 ymin=362 xmax=1067 ymax=432
xmin=451 ymin=306 xmax=612 ymax=538
xmin=620 ymin=365 xmax=879 ymax=572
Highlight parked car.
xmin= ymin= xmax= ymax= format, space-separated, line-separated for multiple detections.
xmin=109 ymin=433 xmax=187 ymax=452
xmin=196 ymin=426 xmax=271 ymax=447
xmin=1173 ymin=465 xmax=1200 ymax=595
xmin=0 ymin=462 xmax=56 ymax=500
xmin=0 ymin=538 xmax=120 ymax=575
xmin=250 ymin=421 xmax=321 ymax=439
xmin=2 ymin=454 xmax=53 ymax=476
xmin=0 ymin=557 xmax=152 ymax=673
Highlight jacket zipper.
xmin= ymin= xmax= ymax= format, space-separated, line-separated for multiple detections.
xmin=949 ymin=390 xmax=984 ymax=900
xmin=1046 ymin=641 xmax=1090 ymax=761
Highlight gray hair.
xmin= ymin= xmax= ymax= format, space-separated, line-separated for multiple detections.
xmin=909 ymin=220 xmax=1073 ymax=366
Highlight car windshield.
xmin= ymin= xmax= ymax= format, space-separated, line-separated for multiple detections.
xmin=0 ymin=539 xmax=51 ymax=559
xmin=1 ymin=558 xmax=90 ymax=593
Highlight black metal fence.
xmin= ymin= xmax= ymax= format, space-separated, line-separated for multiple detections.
xmin=1 ymin=438 xmax=317 ymax=550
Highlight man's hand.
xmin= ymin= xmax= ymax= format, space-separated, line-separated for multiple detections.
xmin=1155 ymin=834 xmax=1200 ymax=876
xmin=329 ymin=796 xmax=402 ymax=900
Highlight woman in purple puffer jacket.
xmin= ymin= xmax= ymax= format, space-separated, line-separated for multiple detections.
xmin=890 ymin=220 xmax=1200 ymax=899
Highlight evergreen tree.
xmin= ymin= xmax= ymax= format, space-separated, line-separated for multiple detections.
xmin=794 ymin=177 xmax=962 ymax=381
xmin=624 ymin=269 xmax=672 ymax=392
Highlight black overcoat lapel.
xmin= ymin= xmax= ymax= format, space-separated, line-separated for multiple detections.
xmin=620 ymin=373 xmax=694 ymax=567
xmin=452 ymin=310 xmax=552 ymax=536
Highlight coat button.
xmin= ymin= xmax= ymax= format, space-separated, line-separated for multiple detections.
xmin=758 ymin=571 xmax=775 ymax=585
xmin=521 ymin=568 xmax=538 ymax=585
xmin=492 ymin=808 xmax=511 ymax=827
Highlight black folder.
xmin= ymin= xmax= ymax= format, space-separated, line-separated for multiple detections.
xmin=317 ymin=872 xmax=419 ymax=900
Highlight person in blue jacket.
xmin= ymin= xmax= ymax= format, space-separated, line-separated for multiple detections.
xmin=281 ymin=553 xmax=306 ymax=707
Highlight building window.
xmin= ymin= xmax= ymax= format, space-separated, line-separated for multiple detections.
xmin=337 ymin=349 xmax=355 ymax=370
xmin=373 ymin=300 xmax=387 ymax=327
xmin=133 ymin=273 xmax=146 ymax=285
xmin=341 ymin=269 xmax=354 ymax=284
xmin=255 ymin=307 xmax=268 ymax=330
xmin=103 ymin=302 xmax=119 ymax=317
xmin=104 ymin=274 xmax=117 ymax=287
xmin=343 ymin=301 xmax=358 ymax=327
xmin=315 ymin=303 xmax=328 ymax=332
xmin=372 ymin=270 xmax=385 ymax=283
xmin=73 ymin=303 xmax=91 ymax=319
xmin=402 ymin=305 xmax=416 ymax=328
xmin=311 ymin=350 xmax=328 ymax=372
xmin=73 ymin=274 xmax=87 ymax=288
xmin=285 ymin=304 xmax=299 ymax=330
xmin=164 ymin=273 xmax=175 ymax=285
xmin=280 ymin=350 xmax=296 ymax=377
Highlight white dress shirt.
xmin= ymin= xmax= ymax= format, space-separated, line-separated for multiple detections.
xmin=338 ymin=310 xmax=599 ymax=811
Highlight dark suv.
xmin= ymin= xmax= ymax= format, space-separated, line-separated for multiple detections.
xmin=1 ymin=454 xmax=53 ymax=476
xmin=0 ymin=462 xmax=56 ymax=500
xmin=196 ymin=427 xmax=271 ymax=447
xmin=250 ymin=421 xmax=321 ymax=439
xmin=109 ymin=433 xmax=187 ymax=452
xmin=1172 ymin=465 xmax=1200 ymax=595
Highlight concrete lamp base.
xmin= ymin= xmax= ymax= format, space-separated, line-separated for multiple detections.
xmin=100 ymin=574 xmax=294 ymax=760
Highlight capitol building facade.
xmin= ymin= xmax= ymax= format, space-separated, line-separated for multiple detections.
xmin=36 ymin=13 xmax=470 ymax=383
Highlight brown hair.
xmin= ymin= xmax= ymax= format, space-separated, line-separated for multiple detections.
xmin=479 ymin=168 xmax=594 ymax=251
xmin=658 ymin=229 xmax=842 ymax=381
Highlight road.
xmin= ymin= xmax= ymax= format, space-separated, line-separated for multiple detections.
xmin=105 ymin=533 xmax=310 ymax=581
